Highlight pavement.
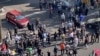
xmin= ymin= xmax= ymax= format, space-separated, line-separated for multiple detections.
xmin=0 ymin=0 xmax=100 ymax=56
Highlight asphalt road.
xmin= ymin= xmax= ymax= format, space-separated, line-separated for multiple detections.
xmin=0 ymin=0 xmax=100 ymax=56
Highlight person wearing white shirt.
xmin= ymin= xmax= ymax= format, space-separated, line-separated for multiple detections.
xmin=61 ymin=13 xmax=65 ymax=23
xmin=73 ymin=37 xmax=79 ymax=48
xmin=67 ymin=22 xmax=73 ymax=29
xmin=68 ymin=32 xmax=74 ymax=43
xmin=14 ymin=35 xmax=21 ymax=42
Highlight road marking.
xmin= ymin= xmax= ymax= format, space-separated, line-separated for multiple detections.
xmin=87 ymin=11 xmax=99 ymax=17
xmin=25 ymin=10 xmax=46 ymax=17
xmin=0 ymin=0 xmax=11 ymax=4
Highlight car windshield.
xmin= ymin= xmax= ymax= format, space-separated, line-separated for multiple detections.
xmin=16 ymin=15 xmax=25 ymax=20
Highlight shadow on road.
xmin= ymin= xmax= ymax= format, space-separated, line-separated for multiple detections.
xmin=1 ymin=19 xmax=15 ymax=30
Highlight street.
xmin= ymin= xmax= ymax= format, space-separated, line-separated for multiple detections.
xmin=0 ymin=0 xmax=100 ymax=56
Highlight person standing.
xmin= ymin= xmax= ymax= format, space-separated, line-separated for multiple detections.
xmin=91 ymin=33 xmax=95 ymax=44
xmin=73 ymin=36 xmax=79 ymax=48
xmin=47 ymin=33 xmax=51 ymax=44
xmin=73 ymin=48 xmax=77 ymax=56
xmin=90 ymin=0 xmax=95 ymax=9
xmin=95 ymin=31 xmax=99 ymax=43
xmin=14 ymin=27 xmax=18 ymax=35
xmin=43 ymin=0 xmax=47 ymax=8
xmin=53 ymin=46 xmax=58 ymax=56
xmin=27 ymin=23 xmax=32 ymax=32
xmin=47 ymin=49 xmax=51 ymax=56
xmin=84 ymin=34 xmax=89 ymax=48
xmin=31 ymin=23 xmax=35 ymax=33
xmin=39 ymin=0 xmax=43 ymax=10
xmin=37 ymin=47 xmax=42 ymax=56
xmin=65 ymin=43 xmax=70 ymax=54
xmin=49 ymin=6 xmax=53 ymax=18
xmin=54 ymin=32 xmax=57 ymax=41
xmin=59 ymin=42 xmax=65 ymax=55
xmin=61 ymin=13 xmax=65 ymax=23
xmin=26 ymin=46 xmax=33 ymax=56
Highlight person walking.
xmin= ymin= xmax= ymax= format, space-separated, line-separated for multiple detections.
xmin=47 ymin=33 xmax=51 ymax=45
xmin=73 ymin=48 xmax=77 ymax=56
xmin=37 ymin=47 xmax=42 ymax=56
xmin=27 ymin=23 xmax=32 ymax=32
xmin=49 ymin=6 xmax=53 ymax=18
xmin=8 ymin=29 xmax=12 ymax=40
xmin=47 ymin=49 xmax=51 ymax=56
xmin=54 ymin=32 xmax=57 ymax=41
xmin=39 ymin=0 xmax=43 ymax=10
xmin=73 ymin=36 xmax=79 ymax=48
xmin=65 ymin=43 xmax=70 ymax=54
xmin=91 ymin=33 xmax=95 ymax=44
xmin=84 ymin=34 xmax=89 ymax=48
xmin=59 ymin=42 xmax=65 ymax=55
xmin=95 ymin=31 xmax=99 ymax=43
xmin=53 ymin=46 xmax=58 ymax=56
xmin=14 ymin=27 xmax=18 ymax=35
xmin=60 ymin=13 xmax=65 ymax=23
xmin=60 ymin=32 xmax=66 ymax=41
xmin=31 ymin=23 xmax=35 ymax=33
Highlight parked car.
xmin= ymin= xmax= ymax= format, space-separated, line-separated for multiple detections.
xmin=89 ymin=49 xmax=100 ymax=56
xmin=6 ymin=10 xmax=29 ymax=28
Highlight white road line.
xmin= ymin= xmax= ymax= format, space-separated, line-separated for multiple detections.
xmin=25 ymin=10 xmax=46 ymax=17
xmin=87 ymin=11 xmax=99 ymax=17
xmin=0 ymin=0 xmax=10 ymax=4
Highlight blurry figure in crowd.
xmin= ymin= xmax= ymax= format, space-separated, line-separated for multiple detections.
xmin=47 ymin=49 xmax=51 ymax=56
xmin=14 ymin=27 xmax=18 ymax=35
xmin=53 ymin=45 xmax=58 ymax=56
xmin=61 ymin=13 xmax=65 ymax=23
xmin=60 ymin=42 xmax=65 ymax=55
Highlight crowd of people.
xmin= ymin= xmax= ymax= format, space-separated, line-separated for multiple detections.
xmin=0 ymin=0 xmax=100 ymax=56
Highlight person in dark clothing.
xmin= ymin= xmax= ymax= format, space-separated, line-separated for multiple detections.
xmin=90 ymin=0 xmax=95 ymax=7
xmin=14 ymin=27 xmax=18 ymax=35
xmin=84 ymin=8 xmax=89 ymax=16
xmin=62 ymin=26 xmax=66 ymax=34
xmin=49 ymin=6 xmax=53 ymax=18
xmin=73 ymin=48 xmax=77 ymax=56
xmin=27 ymin=39 xmax=32 ymax=47
xmin=54 ymin=32 xmax=57 ymax=41
xmin=47 ymin=33 xmax=51 ymax=44
xmin=17 ymin=45 xmax=24 ymax=56
xmin=37 ymin=47 xmax=42 ymax=56
xmin=58 ymin=28 xmax=62 ymax=38
xmin=47 ymin=50 xmax=51 ymax=56
xmin=43 ymin=0 xmax=47 ymax=8
xmin=91 ymin=33 xmax=95 ymax=44
xmin=39 ymin=0 xmax=43 ymax=10
xmin=27 ymin=23 xmax=32 ymax=31
xmin=23 ymin=40 xmax=27 ymax=50
xmin=95 ymin=31 xmax=99 ymax=43
xmin=31 ymin=23 xmax=35 ymax=33
xmin=34 ymin=39 xmax=39 ymax=48
xmin=84 ymin=34 xmax=89 ymax=47
xmin=35 ymin=18 xmax=40 ymax=27
xmin=38 ymin=30 xmax=43 ymax=42
xmin=53 ymin=46 xmax=58 ymax=56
